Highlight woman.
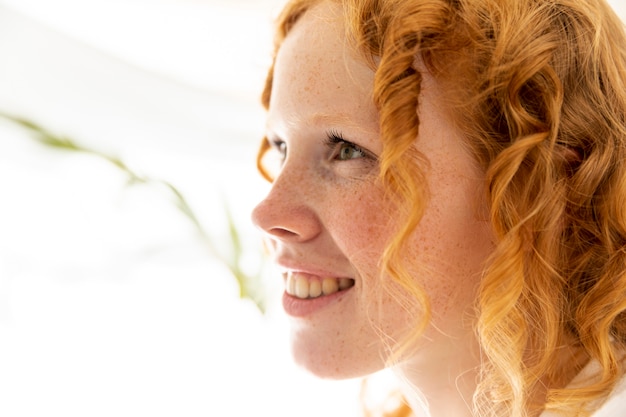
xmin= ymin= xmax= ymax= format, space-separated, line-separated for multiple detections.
xmin=251 ymin=0 xmax=626 ymax=416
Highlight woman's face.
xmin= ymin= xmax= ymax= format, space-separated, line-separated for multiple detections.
xmin=252 ymin=2 xmax=494 ymax=379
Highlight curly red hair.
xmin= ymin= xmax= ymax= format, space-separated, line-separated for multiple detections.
xmin=258 ymin=1 xmax=626 ymax=416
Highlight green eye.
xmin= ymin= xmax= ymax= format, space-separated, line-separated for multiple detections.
xmin=326 ymin=130 xmax=368 ymax=161
xmin=337 ymin=142 xmax=365 ymax=160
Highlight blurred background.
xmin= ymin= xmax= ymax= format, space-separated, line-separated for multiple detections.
xmin=0 ymin=1 xmax=624 ymax=416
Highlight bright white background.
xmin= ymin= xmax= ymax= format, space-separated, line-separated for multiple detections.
xmin=0 ymin=1 xmax=624 ymax=416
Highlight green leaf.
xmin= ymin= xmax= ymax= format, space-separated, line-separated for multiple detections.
xmin=1 ymin=112 xmax=267 ymax=313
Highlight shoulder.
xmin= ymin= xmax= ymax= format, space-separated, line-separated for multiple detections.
xmin=590 ymin=376 xmax=626 ymax=417
xmin=540 ymin=359 xmax=626 ymax=417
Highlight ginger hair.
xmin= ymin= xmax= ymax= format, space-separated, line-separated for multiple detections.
xmin=257 ymin=0 xmax=626 ymax=416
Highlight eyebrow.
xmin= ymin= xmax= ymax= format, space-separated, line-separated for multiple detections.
xmin=312 ymin=111 xmax=379 ymax=128
xmin=310 ymin=112 xmax=353 ymax=125
xmin=267 ymin=112 xmax=379 ymax=135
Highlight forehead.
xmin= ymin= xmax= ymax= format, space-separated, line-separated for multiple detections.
xmin=277 ymin=3 xmax=346 ymax=66
xmin=268 ymin=2 xmax=378 ymax=132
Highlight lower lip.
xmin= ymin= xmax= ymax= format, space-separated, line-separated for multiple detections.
xmin=282 ymin=288 xmax=351 ymax=317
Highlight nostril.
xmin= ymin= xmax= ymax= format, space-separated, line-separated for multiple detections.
xmin=268 ymin=227 xmax=300 ymax=240
xmin=251 ymin=178 xmax=322 ymax=243
xmin=253 ymin=204 xmax=322 ymax=243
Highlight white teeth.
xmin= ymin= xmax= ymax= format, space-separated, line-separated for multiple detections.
xmin=322 ymin=278 xmax=338 ymax=295
xmin=295 ymin=277 xmax=309 ymax=299
xmin=285 ymin=273 xmax=354 ymax=299
xmin=287 ymin=275 xmax=296 ymax=295
xmin=309 ymin=280 xmax=322 ymax=298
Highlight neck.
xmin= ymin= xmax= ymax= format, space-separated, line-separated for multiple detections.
xmin=393 ymin=339 xmax=480 ymax=417
xmin=393 ymin=339 xmax=590 ymax=417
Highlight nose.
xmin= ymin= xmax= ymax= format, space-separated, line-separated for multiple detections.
xmin=251 ymin=168 xmax=322 ymax=243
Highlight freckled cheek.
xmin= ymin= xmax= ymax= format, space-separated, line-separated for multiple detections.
xmin=324 ymin=187 xmax=393 ymax=264
xmin=402 ymin=210 xmax=487 ymax=320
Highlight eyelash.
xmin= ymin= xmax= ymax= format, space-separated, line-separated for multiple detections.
xmin=267 ymin=130 xmax=374 ymax=162
xmin=324 ymin=129 xmax=371 ymax=161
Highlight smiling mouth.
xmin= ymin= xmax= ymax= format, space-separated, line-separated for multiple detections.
xmin=285 ymin=272 xmax=355 ymax=300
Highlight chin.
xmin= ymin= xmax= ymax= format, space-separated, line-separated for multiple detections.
xmin=290 ymin=335 xmax=385 ymax=380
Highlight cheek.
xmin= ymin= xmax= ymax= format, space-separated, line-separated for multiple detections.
xmin=403 ymin=193 xmax=493 ymax=324
xmin=326 ymin=185 xmax=415 ymax=317
xmin=326 ymin=185 xmax=393 ymax=263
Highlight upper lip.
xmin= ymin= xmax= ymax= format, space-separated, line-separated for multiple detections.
xmin=275 ymin=257 xmax=354 ymax=280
